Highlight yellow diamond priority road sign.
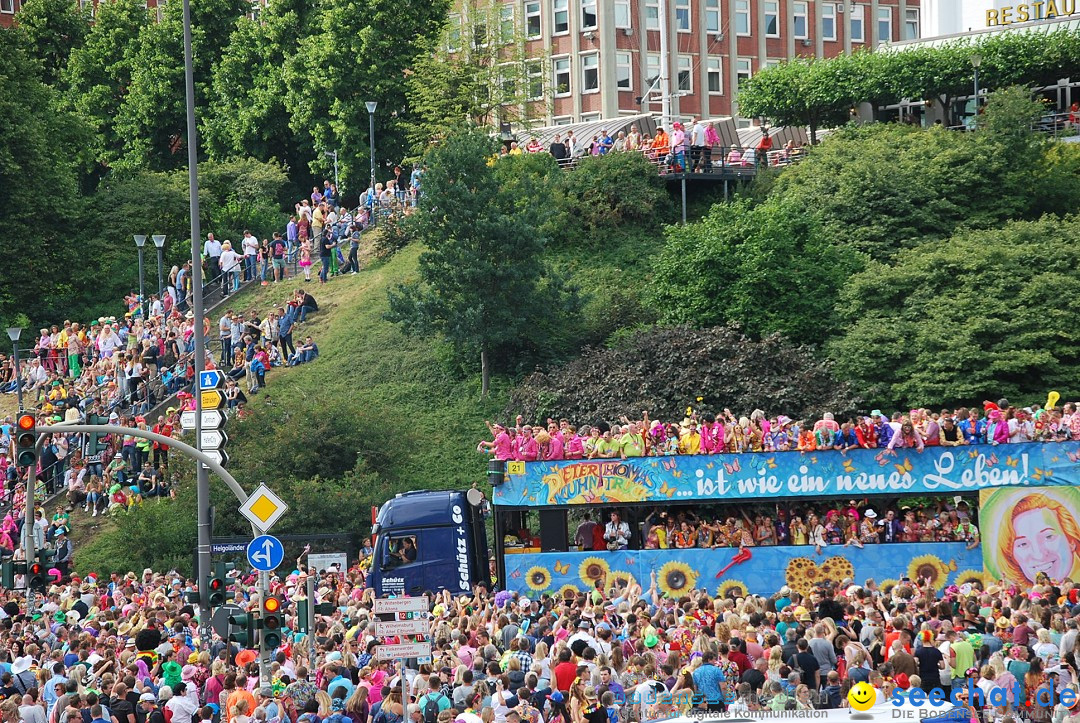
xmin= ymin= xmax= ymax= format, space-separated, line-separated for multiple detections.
xmin=239 ymin=484 xmax=288 ymax=531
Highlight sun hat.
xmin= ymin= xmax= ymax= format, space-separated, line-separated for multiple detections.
xmin=11 ymin=656 xmax=32 ymax=675
xmin=644 ymin=634 xmax=659 ymax=648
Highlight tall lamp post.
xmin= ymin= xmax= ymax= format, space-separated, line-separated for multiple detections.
xmin=153 ymin=234 xmax=166 ymax=299
xmin=5 ymin=327 xmax=23 ymax=413
xmin=971 ymin=54 xmax=982 ymax=125
xmin=324 ymin=150 xmax=339 ymax=191
xmin=366 ymin=101 xmax=377 ymax=195
xmin=133 ymin=234 xmax=147 ymax=318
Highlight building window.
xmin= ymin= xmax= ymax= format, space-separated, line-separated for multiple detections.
xmin=675 ymin=0 xmax=691 ymax=31
xmin=581 ymin=112 xmax=602 ymax=122
xmin=876 ymin=6 xmax=891 ymax=42
xmin=678 ymin=55 xmax=692 ymax=92
xmin=707 ymin=56 xmax=723 ymax=94
xmin=447 ymin=13 xmax=461 ymax=51
xmin=764 ymin=0 xmax=779 ymax=36
xmin=500 ymin=5 xmax=515 ymax=42
xmin=581 ymin=52 xmax=599 ymax=92
xmin=705 ymin=0 xmax=720 ymax=32
xmin=821 ymin=3 xmax=835 ymax=40
xmin=499 ymin=64 xmax=517 ymax=96
xmin=904 ymin=8 xmax=919 ymax=39
xmin=764 ymin=58 xmax=781 ymax=68
xmin=793 ymin=1 xmax=807 ymax=38
xmin=553 ymin=56 xmax=571 ymax=95
xmin=553 ymin=0 xmax=569 ymax=34
xmin=473 ymin=18 xmax=488 ymax=48
xmin=614 ymin=0 xmax=631 ymax=27
xmin=554 ymin=116 xmax=574 ymax=125
xmin=735 ymin=0 xmax=750 ymax=35
xmin=849 ymin=4 xmax=864 ymax=43
xmin=645 ymin=0 xmax=659 ymax=28
xmin=735 ymin=57 xmax=752 ymax=92
xmin=582 ymin=0 xmax=597 ymax=29
xmin=616 ymin=51 xmax=632 ymax=89
xmin=0 ymin=0 xmax=13 ymax=12
xmin=646 ymin=53 xmax=660 ymax=86
xmin=526 ymin=1 xmax=542 ymax=37
xmin=527 ymin=60 xmax=544 ymax=99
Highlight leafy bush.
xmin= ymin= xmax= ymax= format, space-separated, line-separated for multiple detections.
xmin=828 ymin=215 xmax=1080 ymax=410
xmin=369 ymin=213 xmax=412 ymax=261
xmin=772 ymin=119 xmax=1080 ymax=261
xmin=505 ymin=325 xmax=859 ymax=424
xmin=647 ymin=197 xmax=857 ymax=345
xmin=558 ymin=151 xmax=673 ymax=240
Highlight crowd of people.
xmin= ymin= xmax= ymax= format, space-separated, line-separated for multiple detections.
xmin=0 ymin=548 xmax=1072 ymax=723
xmin=504 ymin=120 xmax=805 ymax=173
xmin=478 ymin=398 xmax=1073 ymax=462
xmin=562 ymin=497 xmax=981 ymax=554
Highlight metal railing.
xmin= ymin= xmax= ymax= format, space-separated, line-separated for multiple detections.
xmin=547 ymin=144 xmax=808 ymax=174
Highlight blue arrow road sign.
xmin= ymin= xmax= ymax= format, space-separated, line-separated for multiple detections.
xmin=199 ymin=370 xmax=225 ymax=390
xmin=247 ymin=535 xmax=285 ymax=572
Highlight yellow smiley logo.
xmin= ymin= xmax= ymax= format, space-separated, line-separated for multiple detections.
xmin=848 ymin=681 xmax=876 ymax=712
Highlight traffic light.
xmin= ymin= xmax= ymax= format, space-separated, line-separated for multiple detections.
xmin=15 ymin=414 xmax=36 ymax=468
xmin=261 ymin=596 xmax=282 ymax=651
xmin=1 ymin=561 xmax=13 ymax=589
xmin=27 ymin=562 xmax=45 ymax=592
xmin=208 ymin=576 xmax=226 ymax=607
xmin=228 ymin=609 xmax=256 ymax=648
xmin=314 ymin=602 xmax=335 ymax=615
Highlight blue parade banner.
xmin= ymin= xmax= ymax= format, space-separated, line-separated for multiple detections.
xmin=494 ymin=442 xmax=1080 ymax=508
xmin=503 ymin=542 xmax=985 ymax=598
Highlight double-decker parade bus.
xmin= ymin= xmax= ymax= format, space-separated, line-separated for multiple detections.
xmin=369 ymin=442 xmax=1080 ymax=599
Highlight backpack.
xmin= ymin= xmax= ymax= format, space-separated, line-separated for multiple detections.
xmin=422 ymin=694 xmax=444 ymax=723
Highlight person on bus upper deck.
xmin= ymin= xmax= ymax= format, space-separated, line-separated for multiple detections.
xmin=871 ymin=410 xmax=894 ymax=448
xmin=515 ymin=427 xmax=539 ymax=461
xmin=887 ymin=422 xmax=924 ymax=451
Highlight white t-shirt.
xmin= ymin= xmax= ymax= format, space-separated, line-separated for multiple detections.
xmin=220 ymin=249 xmax=241 ymax=272
xmin=242 ymin=236 xmax=259 ymax=256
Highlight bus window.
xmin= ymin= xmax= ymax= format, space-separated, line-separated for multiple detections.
xmin=385 ymin=535 xmax=418 ymax=567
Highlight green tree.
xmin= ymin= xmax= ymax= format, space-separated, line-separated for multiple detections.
xmin=112 ymin=0 xmax=248 ymax=170
xmin=738 ymin=55 xmax=861 ymax=143
xmin=0 ymin=30 xmax=94 ymax=326
xmin=285 ymin=0 xmax=449 ymax=188
xmin=646 ymin=197 xmax=856 ymax=345
xmin=386 ymin=128 xmax=578 ymax=396
xmin=203 ymin=2 xmax=309 ymax=178
xmin=62 ymin=0 xmax=149 ymax=167
xmin=828 ymin=216 xmax=1080 ymax=409
xmin=14 ymin=0 xmax=90 ymax=86
xmin=406 ymin=7 xmax=549 ymax=152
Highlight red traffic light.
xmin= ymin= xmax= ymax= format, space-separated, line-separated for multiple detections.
xmin=29 ymin=564 xmax=41 ymax=575
xmin=209 ymin=578 xmax=224 ymax=591
xmin=17 ymin=415 xmax=34 ymax=431
xmin=263 ymin=596 xmax=281 ymax=613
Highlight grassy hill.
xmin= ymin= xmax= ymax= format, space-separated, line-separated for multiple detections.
xmin=72 ymin=216 xmax=672 ymax=573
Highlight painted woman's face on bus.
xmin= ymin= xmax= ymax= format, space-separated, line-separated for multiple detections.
xmin=1012 ymin=507 xmax=1076 ymax=582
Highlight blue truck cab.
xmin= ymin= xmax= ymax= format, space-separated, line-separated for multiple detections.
xmin=369 ymin=489 xmax=490 ymax=596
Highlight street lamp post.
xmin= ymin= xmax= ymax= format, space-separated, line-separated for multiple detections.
xmin=366 ymin=101 xmax=377 ymax=197
xmin=133 ymin=234 xmax=147 ymax=318
xmin=5 ymin=327 xmax=23 ymax=413
xmin=153 ymin=235 xmax=166 ymax=299
xmin=971 ymin=54 xmax=982 ymax=125
xmin=324 ymin=150 xmax=339 ymax=191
